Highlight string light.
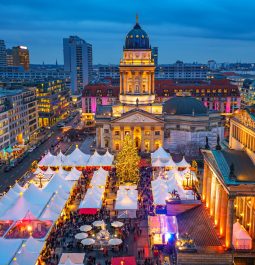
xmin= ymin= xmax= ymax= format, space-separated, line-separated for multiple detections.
xmin=115 ymin=135 xmax=140 ymax=184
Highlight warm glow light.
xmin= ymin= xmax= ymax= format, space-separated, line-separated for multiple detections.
xmin=27 ymin=225 xmax=32 ymax=232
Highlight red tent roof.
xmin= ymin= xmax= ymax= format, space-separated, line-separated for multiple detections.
xmin=111 ymin=257 xmax=136 ymax=265
xmin=78 ymin=208 xmax=98 ymax=215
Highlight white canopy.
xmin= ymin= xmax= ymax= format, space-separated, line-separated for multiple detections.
xmin=34 ymin=167 xmax=43 ymax=175
xmin=90 ymin=167 xmax=108 ymax=186
xmin=0 ymin=239 xmax=22 ymax=265
xmin=23 ymin=236 xmax=45 ymax=253
xmin=40 ymin=207 xmax=60 ymax=221
xmin=44 ymin=167 xmax=55 ymax=175
xmin=43 ymin=173 xmax=72 ymax=194
xmin=233 ymin=221 xmax=252 ymax=249
xmin=79 ymin=186 xmax=105 ymax=209
xmin=151 ymin=179 xmax=169 ymax=205
xmin=87 ymin=150 xmax=114 ymax=167
xmin=59 ymin=253 xmax=85 ymax=265
xmin=67 ymin=146 xmax=90 ymax=166
xmin=38 ymin=151 xmax=57 ymax=167
xmin=176 ymin=156 xmax=191 ymax=168
xmin=115 ymin=187 xmax=138 ymax=210
xmin=12 ymin=183 xmax=26 ymax=194
xmin=151 ymin=147 xmax=170 ymax=160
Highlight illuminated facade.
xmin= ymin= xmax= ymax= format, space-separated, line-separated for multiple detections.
xmin=0 ymin=88 xmax=38 ymax=149
xmin=201 ymin=105 xmax=255 ymax=255
xmin=229 ymin=106 xmax=255 ymax=163
xmin=12 ymin=46 xmax=30 ymax=71
xmin=96 ymin=17 xmax=164 ymax=152
xmin=36 ymin=80 xmax=70 ymax=127
xmin=94 ymin=18 xmax=225 ymax=153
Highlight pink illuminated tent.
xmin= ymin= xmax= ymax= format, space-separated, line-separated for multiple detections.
xmin=232 ymin=221 xmax=252 ymax=249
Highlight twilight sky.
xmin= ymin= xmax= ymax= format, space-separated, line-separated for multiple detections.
xmin=1 ymin=0 xmax=255 ymax=64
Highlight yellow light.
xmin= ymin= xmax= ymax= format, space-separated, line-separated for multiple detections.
xmin=27 ymin=225 xmax=32 ymax=232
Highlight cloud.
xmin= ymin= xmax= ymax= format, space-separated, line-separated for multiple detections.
xmin=1 ymin=0 xmax=255 ymax=63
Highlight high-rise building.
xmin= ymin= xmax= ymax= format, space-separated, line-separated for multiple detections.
xmin=152 ymin=47 xmax=158 ymax=66
xmin=6 ymin=49 xmax=13 ymax=66
xmin=63 ymin=36 xmax=93 ymax=95
xmin=0 ymin=40 xmax=7 ymax=67
xmin=12 ymin=46 xmax=30 ymax=71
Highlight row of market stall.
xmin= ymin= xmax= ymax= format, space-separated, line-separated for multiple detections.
xmin=0 ymin=167 xmax=82 ymax=265
xmin=151 ymin=147 xmax=191 ymax=168
xmin=38 ymin=147 xmax=114 ymax=168
xmin=78 ymin=167 xmax=109 ymax=214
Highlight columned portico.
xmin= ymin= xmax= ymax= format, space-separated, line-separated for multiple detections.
xmin=226 ymin=197 xmax=235 ymax=248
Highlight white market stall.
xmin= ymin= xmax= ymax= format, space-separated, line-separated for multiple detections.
xmin=115 ymin=187 xmax=138 ymax=218
xmin=232 ymin=221 xmax=252 ymax=250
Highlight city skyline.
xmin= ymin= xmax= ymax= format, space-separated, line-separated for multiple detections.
xmin=1 ymin=0 xmax=255 ymax=64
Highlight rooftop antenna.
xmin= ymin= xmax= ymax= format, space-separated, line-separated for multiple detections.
xmin=136 ymin=13 xmax=139 ymax=24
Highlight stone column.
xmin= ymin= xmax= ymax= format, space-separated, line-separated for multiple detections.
xmin=202 ymin=163 xmax=208 ymax=201
xmin=148 ymin=72 xmax=151 ymax=94
xmin=219 ymin=188 xmax=228 ymax=237
xmin=206 ymin=173 xmax=212 ymax=208
xmin=210 ymin=175 xmax=217 ymax=217
xmin=214 ymin=182 xmax=222 ymax=226
xmin=120 ymin=72 xmax=123 ymax=95
xmin=151 ymin=72 xmax=155 ymax=94
xmin=150 ymin=126 xmax=155 ymax=152
xmin=226 ymin=196 xmax=235 ymax=249
xmin=141 ymin=127 xmax=145 ymax=152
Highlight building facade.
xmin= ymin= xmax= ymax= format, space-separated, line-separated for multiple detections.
xmin=0 ymin=88 xmax=38 ymax=150
xmin=0 ymin=40 xmax=7 ymax=67
xmin=229 ymin=106 xmax=255 ymax=164
xmin=201 ymin=105 xmax=255 ymax=255
xmin=63 ymin=36 xmax=92 ymax=94
xmin=93 ymin=18 xmax=224 ymax=154
xmin=95 ymin=18 xmax=164 ymax=152
xmin=36 ymin=79 xmax=70 ymax=127
xmin=155 ymin=61 xmax=208 ymax=80
xmin=12 ymin=46 xmax=30 ymax=71
xmin=163 ymin=97 xmax=224 ymax=152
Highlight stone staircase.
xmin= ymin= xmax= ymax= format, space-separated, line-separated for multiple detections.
xmin=177 ymin=252 xmax=233 ymax=265
xmin=166 ymin=200 xmax=201 ymax=216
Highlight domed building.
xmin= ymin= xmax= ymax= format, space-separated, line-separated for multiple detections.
xmin=95 ymin=17 xmax=224 ymax=153
xmin=163 ymin=96 xmax=224 ymax=152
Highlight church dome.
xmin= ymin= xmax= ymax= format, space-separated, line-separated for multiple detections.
xmin=163 ymin=97 xmax=208 ymax=115
xmin=125 ymin=17 xmax=150 ymax=50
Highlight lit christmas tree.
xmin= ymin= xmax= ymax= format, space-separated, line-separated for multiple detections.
xmin=115 ymin=134 xmax=140 ymax=185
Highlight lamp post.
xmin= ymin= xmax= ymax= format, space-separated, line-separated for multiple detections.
xmin=37 ymin=172 xmax=44 ymax=188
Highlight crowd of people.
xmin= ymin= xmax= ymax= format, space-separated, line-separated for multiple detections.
xmin=36 ymin=166 xmax=171 ymax=265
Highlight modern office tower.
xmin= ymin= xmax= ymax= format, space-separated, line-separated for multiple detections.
xmin=152 ymin=47 xmax=158 ymax=66
xmin=0 ymin=40 xmax=7 ymax=67
xmin=12 ymin=46 xmax=30 ymax=71
xmin=6 ymin=49 xmax=14 ymax=66
xmin=63 ymin=36 xmax=93 ymax=95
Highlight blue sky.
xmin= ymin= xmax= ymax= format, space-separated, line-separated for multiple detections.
xmin=1 ymin=0 xmax=255 ymax=64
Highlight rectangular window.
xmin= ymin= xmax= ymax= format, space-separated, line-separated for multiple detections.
xmin=145 ymin=131 xmax=150 ymax=136
xmin=155 ymin=131 xmax=160 ymax=136
xmin=115 ymin=131 xmax=120 ymax=136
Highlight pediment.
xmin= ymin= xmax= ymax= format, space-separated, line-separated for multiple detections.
xmin=112 ymin=111 xmax=163 ymax=124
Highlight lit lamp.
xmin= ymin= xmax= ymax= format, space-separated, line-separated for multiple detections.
xmin=27 ymin=225 xmax=32 ymax=236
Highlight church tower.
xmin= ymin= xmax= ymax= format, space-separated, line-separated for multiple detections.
xmin=119 ymin=16 xmax=156 ymax=105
